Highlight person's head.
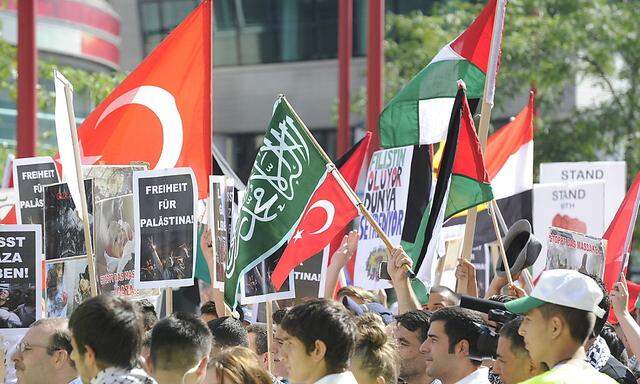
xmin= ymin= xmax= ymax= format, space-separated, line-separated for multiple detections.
xmin=246 ymin=324 xmax=268 ymax=370
xmin=136 ymin=299 xmax=158 ymax=332
xmin=69 ymin=295 xmax=143 ymax=383
xmin=352 ymin=314 xmax=399 ymax=384
xmin=207 ymin=317 xmax=248 ymax=355
xmin=0 ymin=286 xmax=10 ymax=301
xmin=280 ymin=299 xmax=356 ymax=383
xmin=272 ymin=308 xmax=290 ymax=379
xmin=149 ymin=312 xmax=212 ymax=384
xmin=419 ymin=307 xmax=485 ymax=382
xmin=12 ymin=318 xmax=77 ymax=384
xmin=200 ymin=301 xmax=218 ymax=324
xmin=393 ymin=310 xmax=431 ymax=382
xmin=493 ymin=318 xmax=544 ymax=384
xmin=337 ymin=286 xmax=378 ymax=305
xmin=426 ymin=286 xmax=459 ymax=312
xmin=205 ymin=346 xmax=271 ymax=384
xmin=505 ymin=269 xmax=604 ymax=366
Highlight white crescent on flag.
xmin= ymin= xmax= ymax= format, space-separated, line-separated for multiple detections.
xmin=95 ymin=85 xmax=184 ymax=169
xmin=308 ymin=199 xmax=335 ymax=235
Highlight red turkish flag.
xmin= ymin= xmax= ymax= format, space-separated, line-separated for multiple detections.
xmin=76 ymin=0 xmax=211 ymax=198
xmin=271 ymin=171 xmax=359 ymax=291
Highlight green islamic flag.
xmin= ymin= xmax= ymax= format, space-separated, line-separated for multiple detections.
xmin=224 ymin=97 xmax=328 ymax=307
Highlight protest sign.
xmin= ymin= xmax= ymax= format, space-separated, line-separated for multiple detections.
xmin=540 ymin=161 xmax=626 ymax=226
xmin=293 ymin=249 xmax=328 ymax=299
xmin=83 ymin=165 xmax=146 ymax=202
xmin=0 ymin=225 xmax=42 ymax=332
xmin=45 ymin=258 xmax=89 ymax=318
xmin=134 ymin=168 xmax=197 ymax=289
xmin=240 ymin=250 xmax=295 ymax=305
xmin=532 ymin=181 xmax=606 ymax=275
xmin=354 ymin=146 xmax=413 ymax=290
xmin=43 ymin=179 xmax=94 ymax=260
xmin=546 ymin=227 xmax=606 ymax=278
xmin=12 ymin=157 xmax=59 ymax=225
xmin=209 ymin=176 xmax=233 ymax=289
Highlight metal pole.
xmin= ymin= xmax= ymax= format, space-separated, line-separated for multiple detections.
xmin=366 ymin=0 xmax=384 ymax=150
xmin=17 ymin=0 xmax=37 ymax=158
xmin=337 ymin=0 xmax=353 ymax=156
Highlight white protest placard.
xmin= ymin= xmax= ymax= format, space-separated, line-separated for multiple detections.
xmin=0 ymin=225 xmax=43 ymax=333
xmin=354 ymin=146 xmax=413 ymax=290
xmin=546 ymin=227 xmax=606 ymax=278
xmin=532 ymin=181 xmax=605 ymax=275
xmin=540 ymin=161 xmax=626 ymax=227
xmin=133 ymin=168 xmax=198 ymax=289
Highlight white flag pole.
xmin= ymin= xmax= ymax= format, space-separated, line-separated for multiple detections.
xmin=54 ymin=70 xmax=98 ymax=297
xmin=459 ymin=0 xmax=508 ymax=272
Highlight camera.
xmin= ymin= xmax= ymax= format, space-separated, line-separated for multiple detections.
xmin=459 ymin=295 xmax=519 ymax=360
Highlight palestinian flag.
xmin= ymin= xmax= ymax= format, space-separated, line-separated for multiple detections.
xmin=379 ymin=0 xmax=507 ymax=148
xmin=446 ymin=91 xmax=535 ymax=245
xmin=414 ymin=85 xmax=493 ymax=278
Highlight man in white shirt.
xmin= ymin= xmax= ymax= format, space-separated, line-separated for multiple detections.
xmin=420 ymin=307 xmax=491 ymax=384
xmin=280 ymin=299 xmax=358 ymax=384
xmin=12 ymin=318 xmax=81 ymax=384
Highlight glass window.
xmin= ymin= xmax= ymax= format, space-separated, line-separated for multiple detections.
xmin=140 ymin=2 xmax=161 ymax=32
xmin=161 ymin=0 xmax=198 ymax=30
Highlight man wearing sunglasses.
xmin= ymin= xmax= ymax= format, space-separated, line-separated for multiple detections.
xmin=12 ymin=318 xmax=81 ymax=384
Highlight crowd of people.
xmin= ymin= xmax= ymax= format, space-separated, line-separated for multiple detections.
xmin=7 ymin=241 xmax=640 ymax=384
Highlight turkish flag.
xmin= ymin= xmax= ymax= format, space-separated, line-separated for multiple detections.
xmin=271 ymin=171 xmax=359 ymax=290
xmin=75 ymin=0 xmax=211 ymax=198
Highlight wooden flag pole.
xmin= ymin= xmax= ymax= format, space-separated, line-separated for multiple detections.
xmin=459 ymin=0 xmax=507 ymax=265
xmin=60 ymin=75 xmax=98 ymax=297
xmin=165 ymin=288 xmax=173 ymax=315
xmin=266 ymin=300 xmax=274 ymax=374
xmin=279 ymin=96 xmax=412 ymax=274
xmin=488 ymin=200 xmax=513 ymax=285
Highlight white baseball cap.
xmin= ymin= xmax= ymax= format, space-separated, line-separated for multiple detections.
xmin=505 ymin=269 xmax=606 ymax=318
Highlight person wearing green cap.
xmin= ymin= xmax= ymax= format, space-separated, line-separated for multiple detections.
xmin=504 ymin=269 xmax=616 ymax=384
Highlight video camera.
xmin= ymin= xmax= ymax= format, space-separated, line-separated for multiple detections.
xmin=459 ymin=295 xmax=520 ymax=360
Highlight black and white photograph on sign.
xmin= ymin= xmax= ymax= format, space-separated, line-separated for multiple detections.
xmin=43 ymin=179 xmax=94 ymax=260
xmin=83 ymin=164 xmax=146 ymax=202
xmin=240 ymin=249 xmax=295 ymax=305
xmin=293 ymin=249 xmax=328 ymax=300
xmin=209 ymin=176 xmax=229 ymax=289
xmin=0 ymin=225 xmax=43 ymax=333
xmin=134 ymin=168 xmax=197 ymax=289
xmin=45 ymin=258 xmax=90 ymax=318
xmin=94 ymin=195 xmax=140 ymax=297
xmin=12 ymin=156 xmax=59 ymax=225
xmin=546 ymin=226 xmax=606 ymax=278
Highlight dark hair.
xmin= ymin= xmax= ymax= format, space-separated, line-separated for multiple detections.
xmin=538 ymin=303 xmax=595 ymax=344
xmin=246 ymin=324 xmax=268 ymax=355
xmin=69 ymin=295 xmax=143 ymax=369
xmin=430 ymin=286 xmax=460 ymax=305
xmin=499 ymin=317 xmax=526 ymax=355
xmin=281 ymin=299 xmax=356 ymax=374
xmin=207 ymin=317 xmax=248 ymax=348
xmin=151 ymin=312 xmax=212 ymax=372
xmin=135 ymin=299 xmax=158 ymax=331
xmin=581 ymin=272 xmax=609 ymax=336
xmin=429 ymin=307 xmax=484 ymax=365
xmin=272 ymin=308 xmax=290 ymax=325
xmin=600 ymin=323 xmax=627 ymax=363
xmin=200 ymin=301 xmax=217 ymax=316
xmin=394 ymin=310 xmax=431 ymax=342
xmin=354 ymin=314 xmax=399 ymax=383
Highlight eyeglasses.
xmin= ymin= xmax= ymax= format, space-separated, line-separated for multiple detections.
xmin=16 ymin=341 xmax=49 ymax=354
